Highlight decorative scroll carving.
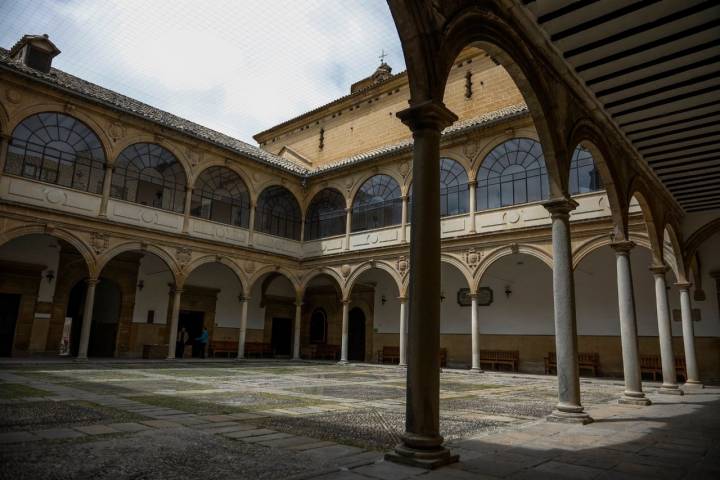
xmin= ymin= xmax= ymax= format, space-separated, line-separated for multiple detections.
xmin=90 ymin=232 xmax=109 ymax=255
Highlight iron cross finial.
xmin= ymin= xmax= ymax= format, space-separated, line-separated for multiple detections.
xmin=379 ymin=49 xmax=387 ymax=64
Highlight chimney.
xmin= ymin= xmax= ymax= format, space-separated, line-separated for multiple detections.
xmin=9 ymin=34 xmax=61 ymax=74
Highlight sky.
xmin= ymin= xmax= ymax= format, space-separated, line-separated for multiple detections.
xmin=0 ymin=0 xmax=405 ymax=144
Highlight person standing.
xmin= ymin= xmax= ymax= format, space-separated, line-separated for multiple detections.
xmin=195 ymin=327 xmax=209 ymax=359
xmin=176 ymin=327 xmax=189 ymax=358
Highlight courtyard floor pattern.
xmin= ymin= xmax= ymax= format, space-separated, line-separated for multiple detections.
xmin=0 ymin=360 xmax=717 ymax=479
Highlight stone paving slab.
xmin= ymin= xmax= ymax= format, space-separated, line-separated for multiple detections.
xmin=244 ymin=432 xmax=294 ymax=443
xmin=0 ymin=431 xmax=40 ymax=443
xmin=223 ymin=428 xmax=277 ymax=439
xmin=74 ymin=424 xmax=118 ymax=435
xmin=35 ymin=427 xmax=86 ymax=440
xmin=106 ymin=422 xmax=152 ymax=432
xmin=140 ymin=419 xmax=182 ymax=429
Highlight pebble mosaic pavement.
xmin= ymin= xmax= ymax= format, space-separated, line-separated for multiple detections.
xmin=0 ymin=360 xmax=718 ymax=479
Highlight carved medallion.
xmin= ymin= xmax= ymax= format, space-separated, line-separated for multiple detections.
xmin=340 ymin=264 xmax=351 ymax=278
xmin=5 ymin=88 xmax=21 ymax=104
xmin=176 ymin=247 xmax=192 ymax=266
xmin=465 ymin=248 xmax=480 ymax=268
xmin=108 ymin=121 xmax=126 ymax=141
xmin=90 ymin=232 xmax=109 ymax=255
xmin=396 ymin=256 xmax=409 ymax=275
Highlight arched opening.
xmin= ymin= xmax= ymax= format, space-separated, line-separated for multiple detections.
xmin=111 ymin=143 xmax=187 ymax=213
xmin=351 ymin=174 xmax=402 ymax=232
xmin=304 ymin=188 xmax=346 ymax=240
xmin=408 ymin=157 xmax=470 ymax=221
xmin=348 ymin=307 xmax=366 ymax=362
xmin=255 ymin=186 xmax=302 ymax=240
xmin=0 ymin=233 xmax=89 ymax=357
xmin=5 ymin=112 xmax=106 ymax=193
xmin=249 ymin=271 xmax=297 ymax=357
xmin=569 ymin=145 xmax=603 ymax=195
xmin=348 ymin=266 xmax=400 ymax=363
xmin=477 ymin=252 xmax=554 ymax=373
xmin=66 ymin=277 xmax=121 ymax=357
xmin=191 ymin=166 xmax=251 ymax=228
xmin=301 ymin=273 xmax=342 ymax=360
xmin=476 ymin=138 xmax=549 ymax=211
xmin=440 ymin=261 xmax=472 ymax=367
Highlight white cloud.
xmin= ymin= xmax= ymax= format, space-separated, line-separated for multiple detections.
xmin=0 ymin=0 xmax=404 ymax=143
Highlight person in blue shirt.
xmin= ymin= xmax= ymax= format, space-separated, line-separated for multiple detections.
xmin=195 ymin=327 xmax=209 ymax=359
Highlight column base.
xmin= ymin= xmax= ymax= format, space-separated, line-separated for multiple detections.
xmin=618 ymin=394 xmax=651 ymax=406
xmin=75 ymin=356 xmax=88 ymax=362
xmin=337 ymin=360 xmax=349 ymax=365
xmin=684 ymin=380 xmax=704 ymax=389
xmin=385 ymin=443 xmax=458 ymax=470
xmin=470 ymin=367 xmax=484 ymax=373
xmin=547 ymin=409 xmax=594 ymax=425
xmin=398 ymin=363 xmax=407 ymax=368
xmin=165 ymin=356 xmax=175 ymax=361
xmin=658 ymin=385 xmax=684 ymax=395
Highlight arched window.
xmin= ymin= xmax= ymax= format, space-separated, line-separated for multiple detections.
xmin=569 ymin=146 xmax=603 ymax=195
xmin=191 ymin=167 xmax=250 ymax=227
xmin=256 ymin=186 xmax=302 ymax=240
xmin=111 ymin=143 xmax=187 ymax=213
xmin=476 ymin=138 xmax=548 ymax=210
xmin=440 ymin=158 xmax=469 ymax=216
xmin=309 ymin=308 xmax=328 ymax=344
xmin=6 ymin=112 xmax=106 ymax=193
xmin=351 ymin=174 xmax=402 ymax=232
xmin=305 ymin=188 xmax=346 ymax=241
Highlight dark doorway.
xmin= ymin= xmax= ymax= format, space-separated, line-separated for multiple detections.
xmin=179 ymin=310 xmax=205 ymax=358
xmin=271 ymin=317 xmax=292 ymax=357
xmin=348 ymin=307 xmax=366 ymax=362
xmin=66 ymin=278 xmax=122 ymax=357
xmin=0 ymin=294 xmax=21 ymax=357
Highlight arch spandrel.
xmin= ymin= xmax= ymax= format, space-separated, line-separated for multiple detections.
xmin=0 ymin=224 xmax=98 ymax=278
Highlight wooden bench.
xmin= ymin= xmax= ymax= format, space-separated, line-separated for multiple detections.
xmin=480 ymin=350 xmax=519 ymax=372
xmin=210 ymin=340 xmax=238 ymax=358
xmin=545 ymin=352 xmax=600 ymax=377
xmin=440 ymin=348 xmax=447 ymax=368
xmin=245 ymin=342 xmax=273 ymax=358
xmin=640 ymin=355 xmax=686 ymax=382
xmin=377 ymin=346 xmax=400 ymax=365
xmin=314 ymin=344 xmax=340 ymax=361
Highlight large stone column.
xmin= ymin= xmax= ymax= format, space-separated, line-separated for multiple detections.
xmin=400 ymin=195 xmax=409 ymax=243
xmin=386 ymin=100 xmax=458 ymax=468
xmin=612 ymin=241 xmax=650 ymax=405
xmin=470 ymin=293 xmax=482 ymax=372
xmin=399 ymin=296 xmax=407 ymax=367
xmin=339 ymin=299 xmax=349 ymax=363
xmin=293 ymin=299 xmax=302 ymax=360
xmin=677 ymin=282 xmax=702 ymax=387
xmin=166 ymin=287 xmax=183 ymax=359
xmin=344 ymin=208 xmax=352 ymax=251
xmin=237 ymin=296 xmax=249 ymax=359
xmin=468 ymin=180 xmax=477 ymax=234
xmin=650 ymin=264 xmax=683 ymax=395
xmin=76 ymin=278 xmax=99 ymax=360
xmin=543 ymin=198 xmax=592 ymax=424
xmin=99 ymin=164 xmax=114 ymax=217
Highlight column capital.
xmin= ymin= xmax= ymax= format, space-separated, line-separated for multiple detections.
xmin=295 ymin=301 xmax=304 ymax=308
xmin=468 ymin=293 xmax=480 ymax=300
xmin=542 ymin=197 xmax=578 ymax=217
xmin=610 ymin=240 xmax=635 ymax=254
xmin=649 ymin=263 xmax=669 ymax=275
xmin=397 ymin=100 xmax=457 ymax=132
xmin=239 ymin=295 xmax=250 ymax=303
xmin=710 ymin=270 xmax=720 ymax=280
xmin=85 ymin=277 xmax=100 ymax=286
xmin=397 ymin=295 xmax=407 ymax=302
xmin=467 ymin=180 xmax=478 ymax=188
xmin=675 ymin=281 xmax=692 ymax=291
xmin=341 ymin=298 xmax=351 ymax=305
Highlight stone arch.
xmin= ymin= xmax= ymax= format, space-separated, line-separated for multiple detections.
xmin=389 ymin=2 xmax=571 ymax=198
xmin=110 ymin=135 xmax=192 ymax=180
xmin=569 ymin=120 xmax=628 ymax=240
xmin=441 ymin=254 xmax=473 ymax=293
xmin=182 ymin=255 xmax=248 ymax=295
xmin=345 ymin=260 xmax=403 ymax=300
xmin=473 ymin=243 xmax=553 ymax=292
xmin=299 ymin=267 xmax=345 ymax=298
xmin=684 ymin=217 xmax=720 ymax=272
xmin=627 ymin=180 xmax=664 ymax=265
xmin=0 ymin=224 xmax=97 ymax=277
xmin=248 ymin=265 xmax=302 ymax=298
xmin=252 ymin=178 xmax=304 ymax=208
xmin=8 ymin=104 xmax=113 ymax=160
xmin=191 ymin=161 xmax=255 ymax=202
xmin=438 ymin=150 xmax=472 ymax=180
xmin=0 ymin=100 xmax=9 ymax=135
xmin=97 ymin=242 xmax=180 ymax=285
xmin=302 ymin=183 xmax=349 ymax=212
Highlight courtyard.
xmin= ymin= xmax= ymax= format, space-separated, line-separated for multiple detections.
xmin=0 ymin=360 xmax=718 ymax=479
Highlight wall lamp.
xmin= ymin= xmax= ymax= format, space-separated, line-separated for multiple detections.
xmin=380 ymin=294 xmax=387 ymax=305
xmin=137 ymin=280 xmax=145 ymax=291
xmin=45 ymin=270 xmax=55 ymax=284
xmin=505 ymin=285 xmax=512 ymax=298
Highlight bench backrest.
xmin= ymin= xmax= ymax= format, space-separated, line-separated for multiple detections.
xmin=383 ymin=346 xmax=400 ymax=356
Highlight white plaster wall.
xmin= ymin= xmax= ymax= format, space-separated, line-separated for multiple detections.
xmin=355 ymin=269 xmax=399 ymax=334
xmin=185 ymin=263 xmax=243 ymax=328
xmin=0 ymin=234 xmax=60 ymax=302
xmin=692 ymin=232 xmax=720 ymax=336
xmin=132 ymin=254 xmax=173 ymax=324
xmin=440 ymin=263 xmax=473 ymax=334
xmin=247 ymin=274 xmax=295 ymax=329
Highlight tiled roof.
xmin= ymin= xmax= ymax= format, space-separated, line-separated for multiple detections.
xmin=0 ymin=47 xmax=529 ymax=179
xmin=310 ymin=103 xmax=529 ymax=175
xmin=0 ymin=47 xmax=309 ymax=175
